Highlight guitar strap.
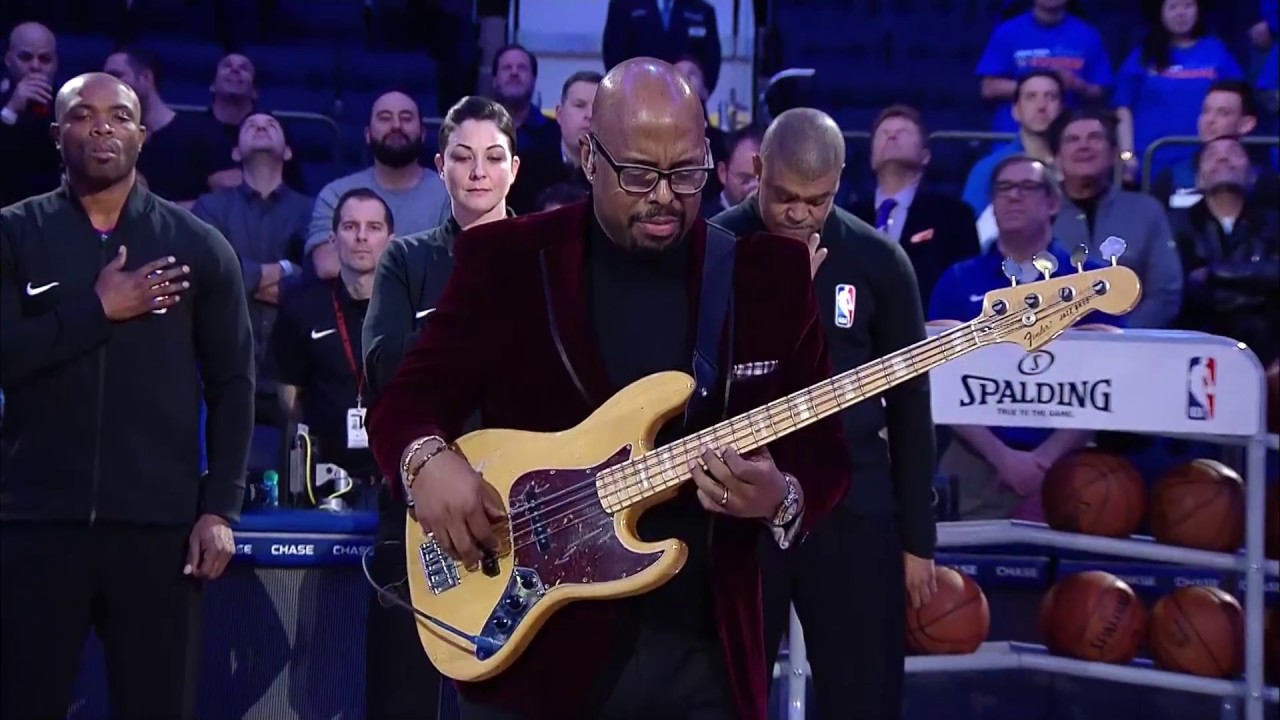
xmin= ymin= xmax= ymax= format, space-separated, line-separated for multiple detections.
xmin=685 ymin=222 xmax=736 ymax=430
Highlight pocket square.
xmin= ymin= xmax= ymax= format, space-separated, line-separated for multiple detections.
xmin=732 ymin=360 xmax=778 ymax=380
xmin=909 ymin=229 xmax=935 ymax=244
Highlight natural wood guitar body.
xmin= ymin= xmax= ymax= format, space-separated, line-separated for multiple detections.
xmin=403 ymin=371 xmax=697 ymax=682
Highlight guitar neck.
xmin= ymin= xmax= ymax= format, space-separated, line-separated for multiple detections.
xmin=600 ymin=321 xmax=985 ymax=513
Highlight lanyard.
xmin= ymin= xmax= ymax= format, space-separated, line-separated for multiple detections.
xmin=331 ymin=290 xmax=365 ymax=406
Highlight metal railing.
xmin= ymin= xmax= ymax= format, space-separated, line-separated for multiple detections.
xmin=170 ymin=104 xmax=343 ymax=171
xmin=1142 ymin=135 xmax=1280 ymax=193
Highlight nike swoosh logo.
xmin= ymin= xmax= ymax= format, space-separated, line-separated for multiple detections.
xmin=26 ymin=281 xmax=59 ymax=296
xmin=415 ymin=308 xmax=435 ymax=319
xmin=968 ymin=294 xmax=984 ymax=303
xmin=310 ymin=329 xmax=336 ymax=340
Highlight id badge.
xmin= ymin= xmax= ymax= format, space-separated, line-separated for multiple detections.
xmin=346 ymin=407 xmax=368 ymax=449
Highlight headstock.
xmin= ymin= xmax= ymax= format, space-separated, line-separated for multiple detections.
xmin=977 ymin=241 xmax=1142 ymax=352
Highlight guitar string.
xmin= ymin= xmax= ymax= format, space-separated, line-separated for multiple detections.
xmin=429 ymin=290 xmax=1091 ymax=570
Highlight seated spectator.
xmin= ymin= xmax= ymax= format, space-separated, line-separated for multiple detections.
xmin=1170 ymin=135 xmax=1279 ymax=364
xmin=507 ymin=70 xmax=598 ymax=214
xmin=306 ymin=91 xmax=449 ymax=279
xmin=701 ymin=125 xmax=760 ymax=217
xmin=1050 ymin=107 xmax=1184 ymax=327
xmin=1114 ymin=0 xmax=1243 ymax=183
xmin=0 ymin=21 xmax=60 ymax=207
xmin=1151 ymin=80 xmax=1278 ymax=207
xmin=105 ymin=46 xmax=220 ymax=206
xmin=962 ymin=70 xmax=1063 ymax=225
xmin=198 ymin=52 xmax=305 ymax=194
xmin=673 ymin=54 xmax=728 ymax=201
xmin=193 ymin=112 xmax=311 ymax=424
xmin=930 ymin=155 xmax=1110 ymax=521
xmin=975 ymin=0 xmax=1109 ymax=133
xmin=536 ymin=182 xmax=588 ymax=212
xmin=498 ymin=44 xmax=565 ymax=213
xmin=851 ymin=105 xmax=979 ymax=305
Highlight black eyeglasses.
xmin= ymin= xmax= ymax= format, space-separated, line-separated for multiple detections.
xmin=588 ymin=132 xmax=714 ymax=195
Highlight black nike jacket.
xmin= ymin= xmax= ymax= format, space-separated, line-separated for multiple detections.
xmin=0 ymin=183 xmax=255 ymax=525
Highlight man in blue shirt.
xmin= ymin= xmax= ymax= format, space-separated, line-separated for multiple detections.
xmin=962 ymin=70 xmax=1064 ymax=220
xmin=931 ymin=154 xmax=1118 ymax=520
xmin=976 ymin=0 xmax=1110 ymax=133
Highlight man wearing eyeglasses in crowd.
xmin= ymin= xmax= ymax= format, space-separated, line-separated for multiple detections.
xmin=365 ymin=58 xmax=849 ymax=720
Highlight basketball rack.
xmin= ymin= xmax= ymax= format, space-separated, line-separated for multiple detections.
xmin=777 ymin=330 xmax=1277 ymax=720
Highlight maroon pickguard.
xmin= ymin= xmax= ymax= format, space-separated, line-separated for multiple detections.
xmin=508 ymin=446 xmax=661 ymax=589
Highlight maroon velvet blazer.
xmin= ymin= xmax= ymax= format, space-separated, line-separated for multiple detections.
xmin=367 ymin=202 xmax=850 ymax=720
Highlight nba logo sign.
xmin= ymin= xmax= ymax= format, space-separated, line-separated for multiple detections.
xmin=1186 ymin=357 xmax=1217 ymax=421
xmin=834 ymin=284 xmax=856 ymax=328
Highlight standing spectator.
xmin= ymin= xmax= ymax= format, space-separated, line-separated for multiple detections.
xmin=193 ymin=112 xmax=311 ymax=425
xmin=603 ymin=0 xmax=721 ymax=95
xmin=306 ymin=92 xmax=449 ymax=279
xmin=1170 ymin=136 xmax=1279 ymax=364
xmin=1050 ymin=107 xmax=1184 ymax=328
xmin=962 ymin=70 xmax=1064 ymax=217
xmin=702 ymin=125 xmax=761 ymax=217
xmin=1151 ymin=81 xmax=1277 ymax=207
xmin=976 ymin=0 xmax=1110 ymax=133
xmin=105 ymin=46 xmax=217 ymax=206
xmin=1115 ymin=0 xmax=1244 ymax=183
xmin=852 ymin=105 xmax=980 ymax=305
xmin=0 ymin=21 xmax=60 ymax=207
xmin=1 ymin=72 xmax=253 ymax=720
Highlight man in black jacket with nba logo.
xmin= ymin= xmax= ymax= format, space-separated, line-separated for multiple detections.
xmin=712 ymin=108 xmax=938 ymax=720
xmin=0 ymin=73 xmax=254 ymax=720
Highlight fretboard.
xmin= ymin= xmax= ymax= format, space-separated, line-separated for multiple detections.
xmin=598 ymin=321 xmax=984 ymax=513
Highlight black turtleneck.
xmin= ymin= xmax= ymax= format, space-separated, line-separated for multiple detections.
xmin=584 ymin=218 xmax=716 ymax=636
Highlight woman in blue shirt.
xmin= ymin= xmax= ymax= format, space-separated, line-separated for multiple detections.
xmin=976 ymin=0 xmax=1111 ymax=133
xmin=1115 ymin=0 xmax=1244 ymax=183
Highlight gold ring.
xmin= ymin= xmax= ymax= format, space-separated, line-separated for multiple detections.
xmin=718 ymin=485 xmax=729 ymax=506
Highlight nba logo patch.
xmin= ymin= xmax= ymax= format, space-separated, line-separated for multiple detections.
xmin=1186 ymin=356 xmax=1217 ymax=421
xmin=834 ymin=284 xmax=856 ymax=328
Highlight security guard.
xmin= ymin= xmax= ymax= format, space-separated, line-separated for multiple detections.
xmin=271 ymin=188 xmax=394 ymax=486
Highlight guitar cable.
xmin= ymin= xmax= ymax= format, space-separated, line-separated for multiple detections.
xmin=360 ymin=539 xmax=504 ymax=656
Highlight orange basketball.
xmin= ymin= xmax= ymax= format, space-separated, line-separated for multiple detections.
xmin=906 ymin=566 xmax=990 ymax=655
xmin=1042 ymin=450 xmax=1146 ymax=537
xmin=1150 ymin=459 xmax=1245 ymax=553
xmin=1149 ymin=586 xmax=1244 ymax=678
xmin=1039 ymin=571 xmax=1147 ymax=663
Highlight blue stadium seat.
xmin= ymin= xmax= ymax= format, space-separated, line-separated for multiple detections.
xmin=258 ymin=86 xmax=338 ymax=117
xmin=299 ymin=161 xmax=342 ymax=195
xmin=146 ymin=36 xmax=226 ymax=87
xmin=269 ymin=0 xmax=368 ymax=46
xmin=164 ymin=81 xmax=212 ymax=108
xmin=241 ymin=44 xmax=340 ymax=91
xmin=277 ymin=113 xmax=341 ymax=166
xmin=338 ymin=48 xmax=436 ymax=98
xmin=57 ymin=34 xmax=116 ymax=78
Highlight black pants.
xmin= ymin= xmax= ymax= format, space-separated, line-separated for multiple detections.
xmin=456 ymin=623 xmax=735 ymax=720
xmin=0 ymin=521 xmax=202 ymax=720
xmin=365 ymin=490 xmax=442 ymax=720
xmin=760 ymin=510 xmax=906 ymax=720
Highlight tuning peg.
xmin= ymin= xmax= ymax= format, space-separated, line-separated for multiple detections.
xmin=1099 ymin=236 xmax=1127 ymax=266
xmin=1001 ymin=257 xmax=1021 ymax=287
xmin=1031 ymin=252 xmax=1058 ymax=280
xmin=1070 ymin=245 xmax=1089 ymax=273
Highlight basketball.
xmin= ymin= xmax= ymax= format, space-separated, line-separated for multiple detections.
xmin=1041 ymin=450 xmax=1146 ymax=537
xmin=1148 ymin=586 xmax=1244 ymax=678
xmin=906 ymin=566 xmax=990 ymax=655
xmin=1039 ymin=571 xmax=1147 ymax=663
xmin=1150 ymin=459 xmax=1245 ymax=553
xmin=1267 ymin=484 xmax=1278 ymax=560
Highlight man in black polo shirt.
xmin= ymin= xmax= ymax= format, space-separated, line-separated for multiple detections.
xmin=713 ymin=108 xmax=937 ymax=720
xmin=194 ymin=112 xmax=310 ymax=424
xmin=270 ymin=188 xmax=391 ymax=489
